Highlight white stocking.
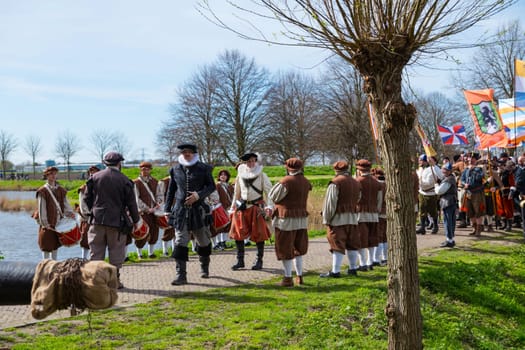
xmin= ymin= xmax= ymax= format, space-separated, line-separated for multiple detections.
xmin=293 ymin=256 xmax=303 ymax=276
xmin=282 ymin=259 xmax=293 ymax=277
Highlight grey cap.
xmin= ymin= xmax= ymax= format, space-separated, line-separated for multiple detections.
xmin=103 ymin=151 xmax=124 ymax=165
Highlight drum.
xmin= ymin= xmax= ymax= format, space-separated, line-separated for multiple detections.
xmin=55 ymin=217 xmax=81 ymax=247
xmin=154 ymin=210 xmax=171 ymax=229
xmin=212 ymin=203 xmax=230 ymax=232
xmin=132 ymin=219 xmax=150 ymax=240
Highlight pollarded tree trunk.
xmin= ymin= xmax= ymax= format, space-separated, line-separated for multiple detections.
xmin=358 ymin=50 xmax=422 ymax=349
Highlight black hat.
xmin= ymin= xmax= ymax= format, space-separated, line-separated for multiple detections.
xmin=103 ymin=151 xmax=124 ymax=165
xmin=240 ymin=152 xmax=258 ymax=162
xmin=177 ymin=143 xmax=198 ymax=153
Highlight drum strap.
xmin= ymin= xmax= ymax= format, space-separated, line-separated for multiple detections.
xmin=44 ymin=183 xmax=64 ymax=218
xmin=138 ymin=177 xmax=157 ymax=206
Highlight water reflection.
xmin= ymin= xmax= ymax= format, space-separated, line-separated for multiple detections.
xmin=0 ymin=211 xmax=83 ymax=262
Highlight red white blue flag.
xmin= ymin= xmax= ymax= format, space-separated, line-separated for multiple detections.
xmin=438 ymin=124 xmax=468 ymax=145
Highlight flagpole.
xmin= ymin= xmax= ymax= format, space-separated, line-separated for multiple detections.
xmin=514 ymin=57 xmax=517 ymax=153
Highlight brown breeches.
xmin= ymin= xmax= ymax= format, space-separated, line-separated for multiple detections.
xmin=326 ymin=224 xmax=360 ymax=254
xmin=274 ymin=228 xmax=308 ymax=260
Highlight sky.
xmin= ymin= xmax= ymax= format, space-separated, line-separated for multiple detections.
xmin=1 ymin=0 xmax=523 ymax=166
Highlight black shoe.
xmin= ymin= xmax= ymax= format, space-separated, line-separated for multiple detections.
xmin=171 ymin=277 xmax=188 ymax=285
xmin=358 ymin=265 xmax=370 ymax=272
xmin=244 ymin=241 xmax=252 ymax=246
xmin=148 ymin=254 xmax=157 ymax=258
xmin=440 ymin=241 xmax=455 ymax=248
xmin=319 ymin=271 xmax=341 ymax=278
xmin=372 ymin=261 xmax=380 ymax=267
xmin=347 ymin=269 xmax=357 ymax=276
xmin=251 ymin=260 xmax=263 ymax=270
xmin=231 ymin=261 xmax=245 ymax=270
xmin=117 ymin=280 xmax=124 ymax=289
xmin=380 ymin=260 xmax=387 ymax=266
xmin=416 ymin=227 xmax=425 ymax=235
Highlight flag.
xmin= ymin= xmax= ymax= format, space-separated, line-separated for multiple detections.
xmin=463 ymin=89 xmax=507 ymax=149
xmin=499 ymin=97 xmax=525 ymax=147
xmin=438 ymin=124 xmax=468 ymax=145
xmin=516 ymin=59 xmax=525 ymax=107
xmin=414 ymin=119 xmax=437 ymax=157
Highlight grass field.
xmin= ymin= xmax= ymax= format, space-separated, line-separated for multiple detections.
xmin=1 ymin=233 xmax=524 ymax=349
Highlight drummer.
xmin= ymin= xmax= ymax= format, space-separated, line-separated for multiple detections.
xmin=134 ymin=161 xmax=162 ymax=259
xmin=157 ymin=175 xmax=175 ymax=256
xmin=35 ymin=166 xmax=76 ymax=260
xmin=78 ymin=165 xmax=100 ymax=260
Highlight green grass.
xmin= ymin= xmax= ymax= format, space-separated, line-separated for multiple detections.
xmin=2 ymin=235 xmax=524 ymax=349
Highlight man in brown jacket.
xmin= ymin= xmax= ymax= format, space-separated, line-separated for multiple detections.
xmin=268 ymin=158 xmax=312 ymax=287
xmin=85 ymin=151 xmax=140 ymax=289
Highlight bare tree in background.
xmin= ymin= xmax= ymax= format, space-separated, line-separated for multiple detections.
xmin=111 ymin=131 xmax=132 ymax=160
xmin=23 ymin=135 xmax=42 ymax=177
xmin=455 ymin=20 xmax=525 ymax=98
xmin=200 ymin=1 xmax=517 ymax=348
xmin=170 ymin=64 xmax=223 ymax=164
xmin=321 ymin=58 xmax=373 ymax=163
xmin=90 ymin=129 xmax=114 ymax=163
xmin=55 ymin=130 xmax=80 ymax=180
xmin=262 ymin=70 xmax=324 ymax=163
xmin=214 ymin=49 xmax=271 ymax=163
xmin=156 ymin=121 xmax=180 ymax=165
xmin=0 ymin=130 xmax=18 ymax=179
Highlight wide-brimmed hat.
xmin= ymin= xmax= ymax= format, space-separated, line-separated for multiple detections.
xmin=285 ymin=158 xmax=303 ymax=170
xmin=333 ymin=161 xmax=349 ymax=171
xmin=240 ymin=152 xmax=258 ymax=162
xmin=103 ymin=151 xmax=124 ymax=165
xmin=356 ymin=159 xmax=372 ymax=171
xmin=177 ymin=143 xmax=198 ymax=153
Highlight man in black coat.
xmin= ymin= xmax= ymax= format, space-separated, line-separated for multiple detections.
xmin=164 ymin=144 xmax=215 ymax=285
xmin=85 ymin=151 xmax=140 ymax=289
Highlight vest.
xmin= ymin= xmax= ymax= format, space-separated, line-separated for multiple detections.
xmin=134 ymin=177 xmax=159 ymax=207
xmin=274 ymin=174 xmax=312 ymax=218
xmin=356 ymin=174 xmax=382 ymax=213
xmin=439 ymin=174 xmax=457 ymax=209
xmin=331 ymin=174 xmax=360 ymax=214
xmin=36 ymin=185 xmax=67 ymax=227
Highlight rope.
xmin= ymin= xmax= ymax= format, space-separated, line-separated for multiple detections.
xmin=48 ymin=258 xmax=87 ymax=312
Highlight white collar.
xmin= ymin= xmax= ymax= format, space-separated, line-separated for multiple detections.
xmin=238 ymin=163 xmax=262 ymax=180
xmin=178 ymin=153 xmax=199 ymax=167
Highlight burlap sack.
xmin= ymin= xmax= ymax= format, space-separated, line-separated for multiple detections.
xmin=31 ymin=259 xmax=118 ymax=320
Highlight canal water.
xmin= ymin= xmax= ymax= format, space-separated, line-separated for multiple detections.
xmin=0 ymin=191 xmax=149 ymax=263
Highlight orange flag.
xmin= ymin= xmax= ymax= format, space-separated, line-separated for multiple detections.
xmin=463 ymin=89 xmax=507 ymax=149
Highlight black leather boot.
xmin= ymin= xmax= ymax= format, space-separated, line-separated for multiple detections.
xmin=252 ymin=242 xmax=264 ymax=270
xmin=171 ymin=260 xmax=187 ymax=285
xmin=231 ymin=240 xmax=245 ymax=270
xmin=199 ymin=256 xmax=210 ymax=278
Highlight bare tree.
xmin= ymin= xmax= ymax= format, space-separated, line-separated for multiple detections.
xmin=262 ymin=70 xmax=324 ymax=163
xmin=200 ymin=1 xmax=517 ymax=348
xmin=169 ymin=64 xmax=224 ymax=164
xmin=156 ymin=120 xmax=180 ymax=165
xmin=112 ymin=132 xmax=132 ymax=160
xmin=23 ymin=135 xmax=42 ymax=177
xmin=455 ymin=20 xmax=525 ymax=98
xmin=90 ymin=129 xmax=114 ymax=163
xmin=214 ymin=49 xmax=271 ymax=163
xmin=55 ymin=130 xmax=81 ymax=180
xmin=412 ymin=91 xmax=469 ymax=156
xmin=321 ymin=58 xmax=373 ymax=163
xmin=0 ymin=130 xmax=18 ymax=179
